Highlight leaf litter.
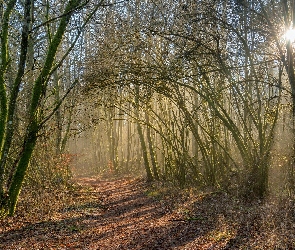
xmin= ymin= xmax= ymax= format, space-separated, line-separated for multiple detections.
xmin=1 ymin=177 xmax=295 ymax=249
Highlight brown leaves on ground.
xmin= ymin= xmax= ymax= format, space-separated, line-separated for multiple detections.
xmin=1 ymin=177 xmax=295 ymax=249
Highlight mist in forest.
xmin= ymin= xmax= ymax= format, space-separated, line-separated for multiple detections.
xmin=3 ymin=0 xmax=295 ymax=218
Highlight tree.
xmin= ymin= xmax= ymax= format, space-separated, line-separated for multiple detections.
xmin=0 ymin=0 xmax=102 ymax=217
xmin=82 ymin=0 xmax=285 ymax=197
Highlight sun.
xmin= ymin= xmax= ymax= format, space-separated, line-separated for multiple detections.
xmin=284 ymin=28 xmax=295 ymax=42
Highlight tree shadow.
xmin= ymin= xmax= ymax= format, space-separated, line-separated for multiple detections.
xmin=0 ymin=188 xmax=212 ymax=249
xmin=1 ymin=179 xmax=292 ymax=249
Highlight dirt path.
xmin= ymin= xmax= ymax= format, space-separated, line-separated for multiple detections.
xmin=1 ymin=177 xmax=294 ymax=249
xmin=59 ymin=177 xmax=215 ymax=249
xmin=0 ymin=177 xmax=220 ymax=249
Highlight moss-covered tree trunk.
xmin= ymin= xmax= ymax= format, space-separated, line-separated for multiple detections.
xmin=0 ymin=0 xmax=31 ymax=216
xmin=7 ymin=122 xmax=38 ymax=215
xmin=0 ymin=0 xmax=85 ymax=217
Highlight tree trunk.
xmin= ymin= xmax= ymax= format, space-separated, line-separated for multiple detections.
xmin=146 ymin=109 xmax=159 ymax=180
xmin=0 ymin=0 xmax=84 ymax=217
xmin=137 ymin=120 xmax=153 ymax=182
xmin=135 ymin=86 xmax=153 ymax=181
xmin=7 ymin=124 xmax=38 ymax=215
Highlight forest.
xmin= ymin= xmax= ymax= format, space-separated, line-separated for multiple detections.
xmin=1 ymin=0 xmax=295 ymax=249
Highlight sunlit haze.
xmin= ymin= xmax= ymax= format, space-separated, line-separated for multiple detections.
xmin=284 ymin=28 xmax=295 ymax=42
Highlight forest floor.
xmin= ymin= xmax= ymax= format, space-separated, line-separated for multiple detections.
xmin=1 ymin=176 xmax=295 ymax=249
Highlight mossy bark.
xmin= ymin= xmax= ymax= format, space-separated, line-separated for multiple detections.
xmin=0 ymin=0 xmax=32 ymax=194
xmin=8 ymin=124 xmax=37 ymax=215
xmin=0 ymin=0 xmax=17 ymax=194
xmin=0 ymin=0 xmax=82 ymax=216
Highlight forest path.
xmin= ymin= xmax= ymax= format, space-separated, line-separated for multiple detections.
xmin=1 ymin=177 xmax=291 ymax=249
xmin=0 ymin=177 xmax=211 ymax=249
xmin=64 ymin=177 xmax=207 ymax=249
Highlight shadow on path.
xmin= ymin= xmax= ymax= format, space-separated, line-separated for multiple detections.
xmin=1 ymin=177 xmax=286 ymax=249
